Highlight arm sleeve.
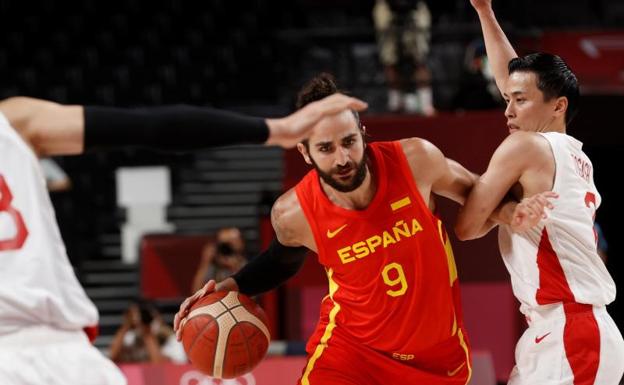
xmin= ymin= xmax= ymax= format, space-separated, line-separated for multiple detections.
xmin=232 ymin=239 xmax=308 ymax=296
xmin=84 ymin=105 xmax=269 ymax=151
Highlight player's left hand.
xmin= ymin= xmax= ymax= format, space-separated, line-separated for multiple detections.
xmin=265 ymin=93 xmax=368 ymax=148
xmin=511 ymin=191 xmax=558 ymax=233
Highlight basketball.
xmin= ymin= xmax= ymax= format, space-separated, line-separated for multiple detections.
xmin=180 ymin=291 xmax=271 ymax=378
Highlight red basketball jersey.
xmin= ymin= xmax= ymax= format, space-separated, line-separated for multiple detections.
xmin=295 ymin=141 xmax=469 ymax=360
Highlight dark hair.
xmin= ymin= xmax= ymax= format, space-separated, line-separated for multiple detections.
xmin=295 ymin=73 xmax=362 ymax=148
xmin=508 ymin=53 xmax=579 ymax=125
xmin=296 ymin=72 xmax=339 ymax=109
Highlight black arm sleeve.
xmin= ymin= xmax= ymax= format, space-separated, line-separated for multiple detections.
xmin=84 ymin=105 xmax=269 ymax=151
xmin=232 ymin=238 xmax=308 ymax=296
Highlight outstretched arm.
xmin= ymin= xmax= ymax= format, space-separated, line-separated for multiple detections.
xmin=400 ymin=138 xmax=542 ymax=239
xmin=0 ymin=97 xmax=84 ymax=156
xmin=470 ymin=0 xmax=518 ymax=94
xmin=400 ymin=138 xmax=503 ymax=236
xmin=430 ymin=151 xmax=502 ymax=236
xmin=0 ymin=93 xmax=367 ymax=156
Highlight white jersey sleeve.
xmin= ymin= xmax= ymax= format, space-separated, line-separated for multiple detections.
xmin=0 ymin=113 xmax=98 ymax=335
xmin=498 ymin=132 xmax=616 ymax=314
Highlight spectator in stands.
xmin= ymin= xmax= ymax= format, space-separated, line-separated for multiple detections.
xmin=373 ymin=0 xmax=435 ymax=115
xmin=109 ymin=300 xmax=186 ymax=364
xmin=192 ymin=227 xmax=248 ymax=293
xmin=453 ymin=38 xmax=502 ymax=110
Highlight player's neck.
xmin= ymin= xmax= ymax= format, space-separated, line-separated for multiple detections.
xmin=321 ymin=166 xmax=376 ymax=210
xmin=538 ymin=118 xmax=566 ymax=134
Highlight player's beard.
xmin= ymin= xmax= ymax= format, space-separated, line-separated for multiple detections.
xmin=311 ymin=153 xmax=368 ymax=193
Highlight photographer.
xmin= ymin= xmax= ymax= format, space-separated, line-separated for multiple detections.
xmin=109 ymin=301 xmax=184 ymax=363
xmin=191 ymin=228 xmax=248 ymax=293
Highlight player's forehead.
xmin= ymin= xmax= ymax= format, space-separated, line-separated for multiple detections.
xmin=308 ymin=110 xmax=359 ymax=145
xmin=504 ymin=71 xmax=540 ymax=97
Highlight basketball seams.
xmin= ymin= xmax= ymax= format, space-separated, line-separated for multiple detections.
xmin=236 ymin=294 xmax=270 ymax=342
xmin=186 ymin=300 xmax=228 ymax=320
xmin=235 ymin=316 xmax=254 ymax=376
xmin=185 ymin=305 xmax=230 ymax=355
xmin=182 ymin=291 xmax=269 ymax=379
xmin=212 ymin=292 xmax=242 ymax=378
xmin=222 ymin=312 xmax=250 ymax=379
xmin=221 ymin=294 xmax=267 ymax=378
xmin=188 ymin=316 xmax=217 ymax=356
xmin=231 ymin=306 xmax=271 ymax=342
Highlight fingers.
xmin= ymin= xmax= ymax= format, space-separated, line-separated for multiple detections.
xmin=526 ymin=191 xmax=558 ymax=218
xmin=174 ymin=280 xmax=217 ymax=340
xmin=511 ymin=191 xmax=559 ymax=233
xmin=203 ymin=280 xmax=216 ymax=294
xmin=541 ymin=191 xmax=559 ymax=208
xmin=340 ymin=96 xmax=368 ymax=112
xmin=511 ymin=211 xmax=535 ymax=233
xmin=265 ymin=93 xmax=367 ymax=149
xmin=315 ymin=94 xmax=368 ymax=116
xmin=174 ymin=292 xmax=199 ymax=340
xmin=524 ymin=199 xmax=545 ymax=219
xmin=175 ymin=317 xmax=185 ymax=341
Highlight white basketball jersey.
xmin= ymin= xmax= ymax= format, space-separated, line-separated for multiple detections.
xmin=498 ymin=132 xmax=616 ymax=315
xmin=0 ymin=113 xmax=98 ymax=335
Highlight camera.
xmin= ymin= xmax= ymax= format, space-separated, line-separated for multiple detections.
xmin=216 ymin=242 xmax=235 ymax=256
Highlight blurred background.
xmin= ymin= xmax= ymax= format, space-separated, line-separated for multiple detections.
xmin=1 ymin=0 xmax=623 ymax=384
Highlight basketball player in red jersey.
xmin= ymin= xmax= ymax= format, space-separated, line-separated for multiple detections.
xmin=0 ymin=93 xmax=364 ymax=384
xmin=175 ymin=74 xmax=548 ymax=385
xmin=455 ymin=0 xmax=624 ymax=384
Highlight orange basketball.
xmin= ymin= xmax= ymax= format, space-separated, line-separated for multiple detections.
xmin=180 ymin=291 xmax=270 ymax=379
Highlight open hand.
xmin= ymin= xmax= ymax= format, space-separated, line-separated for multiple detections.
xmin=511 ymin=191 xmax=558 ymax=233
xmin=266 ymin=93 xmax=368 ymax=148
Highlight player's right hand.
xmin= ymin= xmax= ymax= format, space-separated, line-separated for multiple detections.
xmin=174 ymin=280 xmax=217 ymax=340
xmin=265 ymin=93 xmax=368 ymax=148
xmin=511 ymin=191 xmax=558 ymax=233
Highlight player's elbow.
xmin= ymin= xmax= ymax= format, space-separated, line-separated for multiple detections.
xmin=454 ymin=226 xmax=477 ymax=241
xmin=454 ymin=217 xmax=479 ymax=241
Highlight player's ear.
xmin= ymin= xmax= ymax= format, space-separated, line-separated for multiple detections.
xmin=361 ymin=125 xmax=367 ymax=149
xmin=297 ymin=142 xmax=313 ymax=165
xmin=554 ymin=96 xmax=568 ymax=119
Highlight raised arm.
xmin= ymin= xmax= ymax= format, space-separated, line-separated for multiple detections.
xmin=0 ymin=93 xmax=367 ymax=156
xmin=470 ymin=0 xmax=518 ymax=94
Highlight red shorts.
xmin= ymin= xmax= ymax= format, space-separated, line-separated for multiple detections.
xmin=297 ymin=328 xmax=472 ymax=385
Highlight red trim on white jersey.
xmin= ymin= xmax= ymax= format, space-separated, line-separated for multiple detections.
xmin=536 ymin=228 xmax=575 ymax=305
xmin=563 ymin=303 xmax=600 ymax=385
